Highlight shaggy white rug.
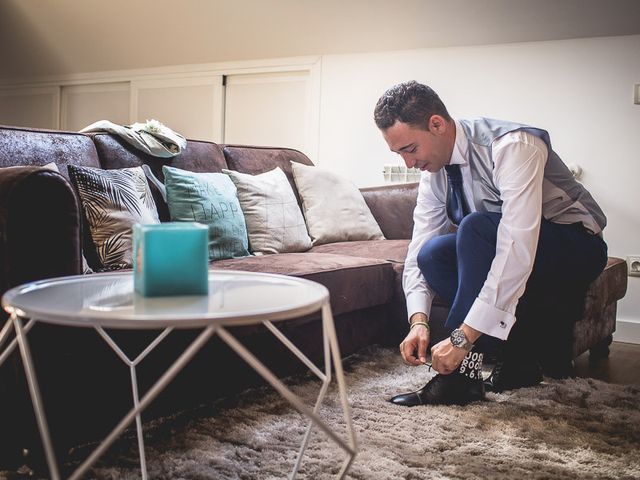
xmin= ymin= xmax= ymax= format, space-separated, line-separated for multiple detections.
xmin=71 ymin=346 xmax=639 ymax=479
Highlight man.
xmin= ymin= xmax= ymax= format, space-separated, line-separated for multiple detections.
xmin=374 ymin=81 xmax=608 ymax=406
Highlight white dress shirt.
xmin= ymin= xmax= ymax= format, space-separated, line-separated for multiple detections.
xmin=403 ymin=120 xmax=549 ymax=340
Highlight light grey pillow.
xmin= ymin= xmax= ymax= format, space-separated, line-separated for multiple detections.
xmin=222 ymin=167 xmax=312 ymax=254
xmin=68 ymin=165 xmax=160 ymax=269
xmin=291 ymin=162 xmax=385 ymax=245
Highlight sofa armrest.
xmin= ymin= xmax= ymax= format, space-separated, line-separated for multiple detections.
xmin=360 ymin=182 xmax=418 ymax=240
xmin=0 ymin=166 xmax=82 ymax=296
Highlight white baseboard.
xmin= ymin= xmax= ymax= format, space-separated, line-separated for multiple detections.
xmin=613 ymin=317 xmax=640 ymax=344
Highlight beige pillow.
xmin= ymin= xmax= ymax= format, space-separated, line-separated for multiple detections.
xmin=291 ymin=162 xmax=385 ymax=245
xmin=222 ymin=167 xmax=312 ymax=254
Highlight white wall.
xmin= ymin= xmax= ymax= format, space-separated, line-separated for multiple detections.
xmin=317 ymin=35 xmax=640 ymax=334
xmin=3 ymin=0 xmax=639 ymax=80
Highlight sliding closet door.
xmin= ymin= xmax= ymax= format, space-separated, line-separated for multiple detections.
xmin=223 ymin=70 xmax=316 ymax=158
xmin=132 ymin=76 xmax=224 ymax=142
xmin=0 ymin=86 xmax=60 ymax=129
xmin=60 ymin=82 xmax=130 ymax=131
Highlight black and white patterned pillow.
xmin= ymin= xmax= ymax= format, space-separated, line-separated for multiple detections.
xmin=68 ymin=165 xmax=160 ymax=269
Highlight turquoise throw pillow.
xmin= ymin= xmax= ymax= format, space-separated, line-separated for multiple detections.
xmin=163 ymin=166 xmax=250 ymax=260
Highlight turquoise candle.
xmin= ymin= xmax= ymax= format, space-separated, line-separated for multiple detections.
xmin=133 ymin=222 xmax=209 ymax=297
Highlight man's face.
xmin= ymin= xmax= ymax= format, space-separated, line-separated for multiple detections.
xmin=381 ymin=117 xmax=453 ymax=173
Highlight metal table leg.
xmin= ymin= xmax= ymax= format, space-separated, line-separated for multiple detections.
xmin=1 ymin=317 xmax=218 ymax=480
xmin=12 ymin=314 xmax=61 ymax=480
xmin=216 ymin=299 xmax=357 ymax=479
xmin=93 ymin=326 xmax=174 ymax=480
xmin=0 ymin=317 xmax=35 ymax=368
xmin=1 ymin=298 xmax=357 ymax=478
xmin=69 ymin=325 xmax=217 ymax=480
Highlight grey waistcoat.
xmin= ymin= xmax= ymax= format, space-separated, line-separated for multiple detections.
xmin=436 ymin=117 xmax=606 ymax=234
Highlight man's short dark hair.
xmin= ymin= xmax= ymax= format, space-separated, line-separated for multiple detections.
xmin=374 ymin=81 xmax=452 ymax=130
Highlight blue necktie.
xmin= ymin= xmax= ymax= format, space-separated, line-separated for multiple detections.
xmin=444 ymin=164 xmax=470 ymax=226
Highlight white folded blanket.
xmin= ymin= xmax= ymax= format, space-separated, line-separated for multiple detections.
xmin=79 ymin=119 xmax=187 ymax=158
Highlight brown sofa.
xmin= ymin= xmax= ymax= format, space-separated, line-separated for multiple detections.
xmin=0 ymin=124 xmax=628 ymax=468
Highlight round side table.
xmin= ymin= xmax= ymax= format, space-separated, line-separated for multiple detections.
xmin=1 ymin=270 xmax=357 ymax=479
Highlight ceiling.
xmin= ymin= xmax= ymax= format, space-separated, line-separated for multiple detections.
xmin=1 ymin=0 xmax=639 ymax=80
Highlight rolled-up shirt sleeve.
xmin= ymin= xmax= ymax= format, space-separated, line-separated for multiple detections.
xmin=464 ymin=131 xmax=548 ymax=339
xmin=404 ymin=173 xmax=451 ymax=322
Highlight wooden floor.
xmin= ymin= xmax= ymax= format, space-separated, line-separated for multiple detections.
xmin=573 ymin=341 xmax=640 ymax=385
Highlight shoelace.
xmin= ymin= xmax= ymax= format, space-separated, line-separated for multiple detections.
xmin=490 ymin=361 xmax=503 ymax=381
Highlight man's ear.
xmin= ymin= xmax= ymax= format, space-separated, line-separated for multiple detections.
xmin=428 ymin=115 xmax=448 ymax=134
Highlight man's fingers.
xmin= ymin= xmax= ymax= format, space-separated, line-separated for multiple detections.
xmin=399 ymin=342 xmax=410 ymax=364
xmin=431 ymin=358 xmax=440 ymax=372
xmin=400 ymin=341 xmax=422 ymax=366
xmin=432 ymin=361 xmax=451 ymax=374
xmin=418 ymin=336 xmax=428 ymax=364
xmin=406 ymin=355 xmax=421 ymax=366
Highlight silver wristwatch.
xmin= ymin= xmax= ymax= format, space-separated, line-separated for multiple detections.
xmin=450 ymin=328 xmax=474 ymax=352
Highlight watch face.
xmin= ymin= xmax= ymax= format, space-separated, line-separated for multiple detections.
xmin=451 ymin=329 xmax=465 ymax=346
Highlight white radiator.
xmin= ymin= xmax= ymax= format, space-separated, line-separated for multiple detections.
xmin=383 ymin=164 xmax=421 ymax=183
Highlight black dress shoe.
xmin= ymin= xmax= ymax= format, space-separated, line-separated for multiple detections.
xmin=390 ymin=371 xmax=485 ymax=407
xmin=484 ymin=360 xmax=543 ymax=393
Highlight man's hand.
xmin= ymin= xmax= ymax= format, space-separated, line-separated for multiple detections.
xmin=431 ymin=338 xmax=468 ymax=374
xmin=399 ymin=313 xmax=430 ymax=366
xmin=431 ymin=323 xmax=482 ymax=374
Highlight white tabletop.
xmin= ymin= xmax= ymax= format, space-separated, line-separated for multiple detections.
xmin=2 ymin=270 xmax=329 ymax=329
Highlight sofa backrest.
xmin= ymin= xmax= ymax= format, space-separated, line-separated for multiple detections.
xmin=91 ymin=133 xmax=229 ymax=221
xmin=91 ymin=133 xmax=228 ymax=174
xmin=0 ymin=125 xmax=100 ymax=178
xmin=222 ymin=145 xmax=314 ymax=206
xmin=0 ymin=125 xmax=317 ymax=221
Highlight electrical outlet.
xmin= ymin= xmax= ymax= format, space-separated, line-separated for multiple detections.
xmin=627 ymin=256 xmax=640 ymax=277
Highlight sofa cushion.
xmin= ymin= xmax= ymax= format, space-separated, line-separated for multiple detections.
xmin=291 ymin=162 xmax=385 ymax=245
xmin=68 ymin=165 xmax=160 ymax=269
xmin=310 ymin=239 xmax=408 ymax=263
xmin=162 ymin=166 xmax=250 ymax=260
xmin=212 ymin=252 xmax=395 ymax=317
xmin=310 ymin=239 xmax=409 ymax=305
xmin=223 ymin=167 xmax=312 ymax=254
xmin=310 ymin=239 xmax=448 ymax=309
xmin=360 ymin=183 xmax=418 ymax=240
xmin=91 ymin=134 xmax=228 ymax=221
